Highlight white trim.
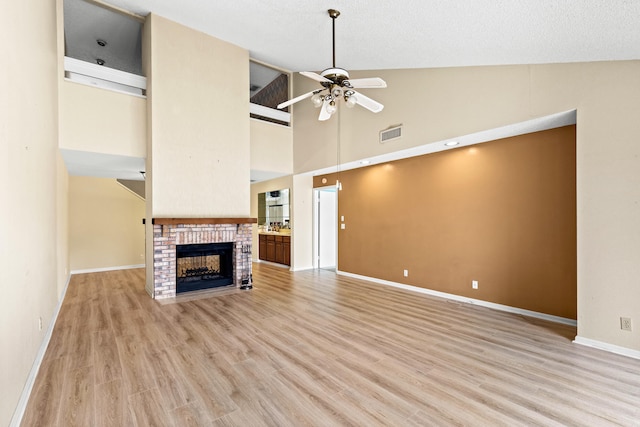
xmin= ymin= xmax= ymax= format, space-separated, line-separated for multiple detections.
xmin=289 ymin=266 xmax=314 ymax=272
xmin=64 ymin=75 xmax=145 ymax=98
xmin=308 ymin=110 xmax=577 ymax=177
xmin=10 ymin=274 xmax=72 ymax=427
xmin=70 ymin=264 xmax=144 ymax=275
xmin=64 ymin=56 xmax=146 ymax=89
xmin=250 ymin=103 xmax=291 ymax=123
xmin=573 ymin=336 xmax=640 ymax=360
xmin=337 ymin=270 xmax=577 ymax=326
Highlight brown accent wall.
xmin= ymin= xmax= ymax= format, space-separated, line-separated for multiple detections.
xmin=318 ymin=126 xmax=576 ymax=319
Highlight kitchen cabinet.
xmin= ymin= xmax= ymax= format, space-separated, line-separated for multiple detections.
xmin=259 ymin=234 xmax=290 ymax=266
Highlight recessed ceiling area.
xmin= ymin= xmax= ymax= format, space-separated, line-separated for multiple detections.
xmin=64 ymin=0 xmax=142 ymax=74
xmin=61 ymin=149 xmax=145 ymax=181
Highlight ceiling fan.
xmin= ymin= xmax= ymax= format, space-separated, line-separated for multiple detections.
xmin=276 ymin=9 xmax=387 ymax=121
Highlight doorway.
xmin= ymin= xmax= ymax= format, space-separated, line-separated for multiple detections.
xmin=314 ymin=187 xmax=337 ymax=270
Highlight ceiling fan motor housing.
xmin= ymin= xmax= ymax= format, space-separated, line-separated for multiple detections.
xmin=320 ymin=68 xmax=350 ymax=86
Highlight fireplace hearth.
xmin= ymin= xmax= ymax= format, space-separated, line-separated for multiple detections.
xmin=176 ymin=242 xmax=233 ymax=293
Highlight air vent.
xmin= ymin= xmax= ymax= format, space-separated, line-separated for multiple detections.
xmin=380 ymin=125 xmax=402 ymax=143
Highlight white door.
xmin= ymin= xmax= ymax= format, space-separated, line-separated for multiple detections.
xmin=316 ymin=188 xmax=337 ymax=269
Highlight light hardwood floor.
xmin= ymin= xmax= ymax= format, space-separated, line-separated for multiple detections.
xmin=22 ymin=263 xmax=640 ymax=426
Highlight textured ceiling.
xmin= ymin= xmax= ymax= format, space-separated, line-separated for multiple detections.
xmin=101 ymin=0 xmax=640 ymax=72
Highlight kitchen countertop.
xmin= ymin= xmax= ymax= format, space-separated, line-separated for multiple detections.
xmin=259 ymin=230 xmax=291 ymax=236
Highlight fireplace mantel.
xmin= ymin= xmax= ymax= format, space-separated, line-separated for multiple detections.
xmin=153 ymin=217 xmax=257 ymax=225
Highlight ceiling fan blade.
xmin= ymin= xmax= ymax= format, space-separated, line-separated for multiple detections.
xmin=318 ymin=100 xmax=331 ymax=121
xmin=300 ymin=71 xmax=332 ymax=84
xmin=351 ymin=90 xmax=384 ymax=113
xmin=277 ymin=89 xmax=322 ymax=109
xmin=345 ymin=77 xmax=387 ymax=89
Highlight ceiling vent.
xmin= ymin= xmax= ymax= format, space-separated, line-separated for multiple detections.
xmin=380 ymin=125 xmax=402 ymax=143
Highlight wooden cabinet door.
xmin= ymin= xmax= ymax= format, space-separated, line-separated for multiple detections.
xmin=259 ymin=235 xmax=267 ymax=261
xmin=275 ymin=240 xmax=284 ymax=264
xmin=283 ymin=239 xmax=290 ymax=266
xmin=266 ymin=240 xmax=276 ymax=262
xmin=274 ymin=236 xmax=284 ymax=264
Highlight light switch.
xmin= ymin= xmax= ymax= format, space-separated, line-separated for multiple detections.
xmin=341 ymin=223 xmax=346 ymax=229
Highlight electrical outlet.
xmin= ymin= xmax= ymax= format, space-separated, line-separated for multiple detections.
xmin=472 ymin=280 xmax=479 ymax=289
xmin=620 ymin=317 xmax=632 ymax=331
xmin=38 ymin=317 xmax=43 ymax=331
xmin=403 ymin=269 xmax=409 ymax=277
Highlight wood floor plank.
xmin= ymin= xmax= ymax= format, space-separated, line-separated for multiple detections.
xmin=128 ymin=388 xmax=171 ymax=427
xmin=171 ymin=402 xmax=212 ymax=427
xmin=93 ymin=329 xmax=122 ymax=385
xmin=151 ymin=347 xmax=191 ymax=411
xmin=115 ymin=333 xmax=158 ymax=396
xmin=21 ymin=264 xmax=640 ymax=426
xmin=161 ymin=343 xmax=239 ymax=420
xmin=95 ymin=379 xmax=130 ymax=427
xmin=21 ymin=356 xmax=69 ymax=426
xmin=56 ymin=364 xmax=94 ymax=427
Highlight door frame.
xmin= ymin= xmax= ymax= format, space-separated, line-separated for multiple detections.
xmin=313 ymin=186 xmax=338 ymax=269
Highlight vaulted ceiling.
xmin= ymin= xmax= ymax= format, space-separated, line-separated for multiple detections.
xmin=101 ymin=0 xmax=640 ymax=72
xmin=63 ymin=1 xmax=639 ymax=182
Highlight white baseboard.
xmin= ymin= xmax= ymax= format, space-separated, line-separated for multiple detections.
xmin=573 ymin=336 xmax=640 ymax=360
xmin=70 ymin=263 xmax=145 ymax=275
xmin=337 ymin=270 xmax=577 ymax=326
xmin=289 ymin=266 xmax=314 ymax=272
xmin=253 ymin=259 xmax=314 ymax=272
xmin=10 ymin=274 xmax=72 ymax=427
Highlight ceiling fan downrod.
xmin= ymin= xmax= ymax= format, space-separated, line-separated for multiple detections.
xmin=328 ymin=9 xmax=340 ymax=68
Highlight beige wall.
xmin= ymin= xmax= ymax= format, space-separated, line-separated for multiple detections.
xmin=146 ymin=14 xmax=250 ymax=218
xmin=250 ymin=118 xmax=293 ymax=176
xmin=0 ymin=0 xmax=61 ymax=423
xmin=293 ymin=61 xmax=640 ymax=352
xmin=57 ymin=153 xmax=70 ymax=297
xmin=59 ymin=81 xmax=146 ymax=157
xmin=291 ymin=174 xmax=314 ymax=271
xmin=69 ymin=176 xmax=145 ymax=271
xmin=292 ymin=72 xmax=340 ymax=174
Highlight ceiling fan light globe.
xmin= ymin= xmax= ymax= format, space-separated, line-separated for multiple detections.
xmin=326 ymin=101 xmax=337 ymax=115
xmin=311 ymin=94 xmax=323 ymax=108
xmin=332 ymin=87 xmax=342 ymax=98
xmin=345 ymin=95 xmax=357 ymax=108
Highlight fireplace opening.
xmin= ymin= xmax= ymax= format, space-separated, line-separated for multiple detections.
xmin=176 ymin=242 xmax=234 ymax=293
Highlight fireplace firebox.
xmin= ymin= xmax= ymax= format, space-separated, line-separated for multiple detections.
xmin=176 ymin=242 xmax=234 ymax=293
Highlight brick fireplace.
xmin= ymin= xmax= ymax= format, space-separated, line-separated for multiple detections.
xmin=151 ymin=218 xmax=256 ymax=299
